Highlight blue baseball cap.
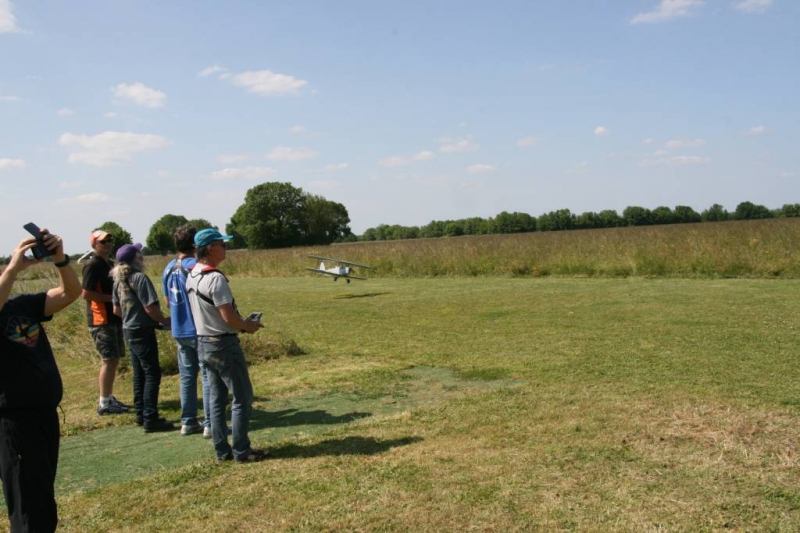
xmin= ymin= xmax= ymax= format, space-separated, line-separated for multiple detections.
xmin=115 ymin=243 xmax=143 ymax=264
xmin=194 ymin=228 xmax=233 ymax=248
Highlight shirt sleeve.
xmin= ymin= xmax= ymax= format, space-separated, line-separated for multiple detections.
xmin=81 ymin=261 xmax=99 ymax=291
xmin=208 ymin=274 xmax=234 ymax=307
xmin=161 ymin=261 xmax=172 ymax=299
xmin=134 ymin=273 xmax=159 ymax=308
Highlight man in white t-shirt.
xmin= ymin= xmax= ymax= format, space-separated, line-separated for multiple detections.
xmin=184 ymin=229 xmax=268 ymax=463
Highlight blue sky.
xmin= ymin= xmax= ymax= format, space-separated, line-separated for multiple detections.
xmin=1 ymin=0 xmax=797 ymax=254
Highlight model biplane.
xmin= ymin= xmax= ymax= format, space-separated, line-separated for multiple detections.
xmin=306 ymin=255 xmax=374 ymax=283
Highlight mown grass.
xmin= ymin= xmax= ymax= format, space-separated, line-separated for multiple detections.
xmin=2 ymin=277 xmax=797 ymax=532
xmin=139 ymin=218 xmax=800 ymax=279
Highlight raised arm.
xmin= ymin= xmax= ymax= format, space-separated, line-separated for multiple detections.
xmin=0 ymin=238 xmax=40 ymax=313
xmin=42 ymin=230 xmax=82 ymax=316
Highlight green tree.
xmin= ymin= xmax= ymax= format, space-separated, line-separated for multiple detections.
xmin=623 ymin=206 xmax=653 ymax=226
xmin=187 ymin=219 xmax=216 ymax=231
xmin=96 ymin=221 xmax=133 ymax=254
xmin=780 ymin=204 xmax=800 ymax=217
xmin=597 ymin=209 xmax=621 ymax=228
xmin=146 ymin=214 xmax=189 ymax=255
xmin=734 ymin=201 xmax=773 ymax=220
xmin=651 ymin=206 xmax=675 ymax=225
xmin=227 ymin=182 xmax=350 ymax=249
xmin=673 ymin=205 xmax=701 ymax=223
xmin=701 ymin=204 xmax=729 ymax=222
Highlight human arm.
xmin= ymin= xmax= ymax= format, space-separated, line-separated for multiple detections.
xmin=82 ymin=288 xmax=112 ymax=303
xmin=218 ymin=303 xmax=262 ymax=333
xmin=135 ymin=274 xmax=170 ymax=327
xmin=0 ymin=238 xmax=41 ymax=313
xmin=43 ymin=230 xmax=82 ymax=316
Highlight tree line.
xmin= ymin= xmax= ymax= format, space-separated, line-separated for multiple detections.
xmin=359 ymin=202 xmax=796 ymax=241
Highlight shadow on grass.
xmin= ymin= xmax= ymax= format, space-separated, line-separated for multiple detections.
xmin=250 ymin=408 xmax=372 ymax=430
xmin=270 ymin=436 xmax=423 ymax=459
xmin=333 ymin=292 xmax=391 ymax=300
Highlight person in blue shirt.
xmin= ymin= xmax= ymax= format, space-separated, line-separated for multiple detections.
xmin=161 ymin=225 xmax=210 ymax=436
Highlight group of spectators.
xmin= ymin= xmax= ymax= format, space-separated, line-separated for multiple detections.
xmin=0 ymin=224 xmax=268 ymax=533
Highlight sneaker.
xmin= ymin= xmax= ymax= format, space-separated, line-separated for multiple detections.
xmin=181 ymin=422 xmax=204 ymax=436
xmin=97 ymin=402 xmax=128 ymax=415
xmin=109 ymin=395 xmax=130 ymax=411
xmin=143 ymin=418 xmax=176 ymax=433
xmin=203 ymin=425 xmax=233 ymax=439
xmin=215 ymin=453 xmax=233 ymax=464
xmin=235 ymin=449 xmax=270 ymax=464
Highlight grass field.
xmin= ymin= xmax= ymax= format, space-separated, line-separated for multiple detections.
xmin=3 ymin=275 xmax=799 ymax=532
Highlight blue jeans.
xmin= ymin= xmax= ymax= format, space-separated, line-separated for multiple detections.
xmin=123 ymin=327 xmax=162 ymax=423
xmin=175 ymin=337 xmax=211 ymax=427
xmin=197 ymin=336 xmax=253 ymax=460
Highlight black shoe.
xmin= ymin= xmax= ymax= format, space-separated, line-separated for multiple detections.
xmin=143 ymin=417 xmax=176 ymax=433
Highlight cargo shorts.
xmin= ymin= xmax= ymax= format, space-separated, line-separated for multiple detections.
xmin=89 ymin=323 xmax=125 ymax=360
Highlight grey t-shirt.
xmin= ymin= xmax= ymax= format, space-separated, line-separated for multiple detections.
xmin=184 ymin=265 xmax=238 ymax=336
xmin=112 ymin=271 xmax=160 ymax=331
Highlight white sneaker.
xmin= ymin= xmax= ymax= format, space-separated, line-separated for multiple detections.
xmin=181 ymin=423 xmax=203 ymax=436
xmin=203 ymin=425 xmax=233 ymax=439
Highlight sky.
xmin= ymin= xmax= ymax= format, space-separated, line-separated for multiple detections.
xmin=0 ymin=0 xmax=798 ymax=254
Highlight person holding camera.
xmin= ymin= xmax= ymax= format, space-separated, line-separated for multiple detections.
xmin=0 ymin=229 xmax=81 ymax=533
xmin=185 ymin=228 xmax=268 ymax=463
xmin=81 ymin=230 xmax=130 ymax=416
xmin=111 ymin=243 xmax=174 ymax=433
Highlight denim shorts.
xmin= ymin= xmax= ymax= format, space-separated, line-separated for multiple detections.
xmin=89 ymin=323 xmax=125 ymax=360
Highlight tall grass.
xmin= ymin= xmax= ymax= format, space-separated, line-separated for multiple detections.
xmin=144 ymin=218 xmax=800 ymax=279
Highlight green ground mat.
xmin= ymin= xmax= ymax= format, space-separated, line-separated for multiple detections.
xmin=56 ymin=366 xmax=520 ymax=495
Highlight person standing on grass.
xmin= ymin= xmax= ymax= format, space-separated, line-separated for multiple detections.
xmin=111 ymin=243 xmax=174 ymax=433
xmin=81 ymin=230 xmax=130 ymax=416
xmin=161 ymin=225 xmax=209 ymax=437
xmin=0 ymin=229 xmax=81 ymax=533
xmin=185 ymin=228 xmax=269 ymax=463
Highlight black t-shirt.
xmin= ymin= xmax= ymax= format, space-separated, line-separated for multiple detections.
xmin=0 ymin=292 xmax=63 ymax=413
xmin=82 ymin=253 xmax=120 ymax=326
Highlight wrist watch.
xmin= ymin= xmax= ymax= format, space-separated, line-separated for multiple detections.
xmin=54 ymin=255 xmax=71 ymax=268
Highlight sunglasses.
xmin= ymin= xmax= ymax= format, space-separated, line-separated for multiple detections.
xmin=98 ymin=238 xmax=114 ymax=244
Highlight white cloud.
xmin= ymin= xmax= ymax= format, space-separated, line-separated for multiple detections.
xmin=58 ymin=131 xmax=172 ymax=166
xmin=323 ymin=162 xmax=349 ymax=172
xmin=59 ymin=180 xmax=85 ymax=189
xmin=594 ymin=126 xmax=610 ymax=136
xmin=57 ymin=108 xmax=75 ymax=118
xmin=210 ymin=166 xmax=277 ymax=181
xmin=516 ymin=136 xmax=540 ymax=148
xmin=379 ymin=150 xmax=435 ymax=167
xmin=266 ymin=146 xmax=318 ymax=161
xmin=566 ymin=162 xmax=589 ymax=174
xmin=779 ymin=171 xmax=797 ymax=178
xmin=307 ymin=180 xmax=341 ymax=191
xmin=746 ymin=125 xmax=768 ymax=136
xmin=104 ymin=112 xmax=119 ymax=118
xmin=112 ymin=82 xmax=167 ymax=108
xmin=0 ymin=158 xmax=25 ymax=170
xmin=54 ymin=193 xmax=114 ymax=205
xmin=216 ymin=154 xmax=249 ymax=164
xmin=289 ymin=125 xmax=306 ymax=134
xmin=643 ymin=138 xmax=655 ymax=145
xmin=630 ymin=0 xmax=705 ymax=24
xmin=733 ymin=0 xmax=772 ymax=13
xmin=0 ymin=95 xmax=21 ymax=102
xmin=0 ymin=0 xmax=22 ymax=34
xmin=439 ymin=137 xmax=479 ymax=153
xmin=230 ymin=70 xmax=307 ymax=96
xmin=638 ymin=154 xmax=712 ymax=167
xmin=198 ymin=65 xmax=227 ymax=77
xmin=665 ymin=138 xmax=707 ymax=149
xmin=466 ymin=164 xmax=495 ymax=174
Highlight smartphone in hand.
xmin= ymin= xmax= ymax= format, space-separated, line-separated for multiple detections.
xmin=23 ymin=223 xmax=54 ymax=259
xmin=247 ymin=312 xmax=263 ymax=323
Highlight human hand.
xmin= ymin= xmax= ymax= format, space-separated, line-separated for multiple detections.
xmin=39 ymin=229 xmax=66 ymax=263
xmin=6 ymin=238 xmax=41 ymax=274
xmin=242 ymin=318 xmax=264 ymax=334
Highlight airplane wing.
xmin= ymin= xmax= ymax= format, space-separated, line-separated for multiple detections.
xmin=305 ymin=268 xmax=366 ymax=280
xmin=308 ymin=255 xmax=374 ymax=269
